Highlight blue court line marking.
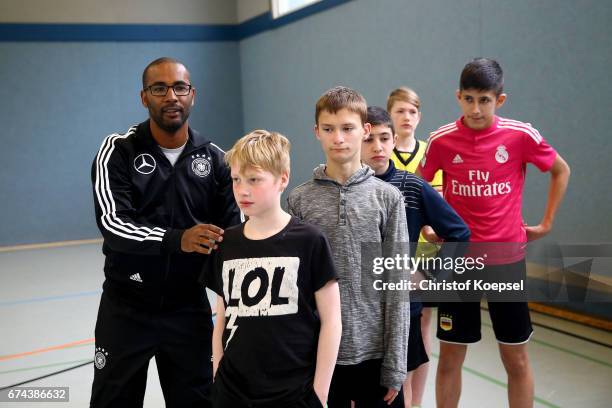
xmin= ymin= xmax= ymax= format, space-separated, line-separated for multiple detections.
xmin=0 ymin=290 xmax=102 ymax=307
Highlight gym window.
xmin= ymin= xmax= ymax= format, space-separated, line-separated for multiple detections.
xmin=271 ymin=0 xmax=323 ymax=18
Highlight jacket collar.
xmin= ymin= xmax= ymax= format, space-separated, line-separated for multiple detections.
xmin=376 ymin=160 xmax=397 ymax=182
xmin=312 ymin=163 xmax=374 ymax=187
xmin=135 ymin=119 xmax=210 ymax=154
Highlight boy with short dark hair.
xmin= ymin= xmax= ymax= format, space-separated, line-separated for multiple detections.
xmin=363 ymin=106 xmax=470 ymax=408
xmin=417 ymin=58 xmax=570 ymax=408
xmin=288 ymin=87 xmax=410 ymax=407
xmin=204 ymin=130 xmax=342 ymax=408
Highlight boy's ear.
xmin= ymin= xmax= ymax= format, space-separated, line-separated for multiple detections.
xmin=455 ymin=89 xmax=462 ymax=102
xmin=280 ymin=171 xmax=290 ymax=189
xmin=362 ymin=122 xmax=372 ymax=138
xmin=496 ymin=93 xmax=507 ymax=108
xmin=313 ymin=124 xmax=321 ymax=141
xmin=392 ymin=133 xmax=398 ymax=147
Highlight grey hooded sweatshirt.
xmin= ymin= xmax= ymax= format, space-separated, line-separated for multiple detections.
xmin=287 ymin=164 xmax=410 ymax=390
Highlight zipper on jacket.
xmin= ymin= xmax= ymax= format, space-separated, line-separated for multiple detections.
xmin=158 ymin=159 xmax=177 ymax=309
xmin=160 ymin=154 xmax=181 ymax=309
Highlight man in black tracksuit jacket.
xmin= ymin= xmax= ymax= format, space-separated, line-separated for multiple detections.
xmin=90 ymin=58 xmax=240 ymax=408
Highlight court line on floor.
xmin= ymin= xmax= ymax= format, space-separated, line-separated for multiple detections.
xmin=0 ymin=339 xmax=95 ymax=362
xmin=530 ymin=320 xmax=612 ymax=349
xmin=0 ymin=360 xmax=93 ymax=391
xmin=481 ymin=322 xmax=612 ymax=368
xmin=430 ymin=352 xmax=560 ymax=408
xmin=0 ymin=358 xmax=92 ymax=376
xmin=0 ymin=238 xmax=102 ymax=253
xmin=0 ymin=290 xmax=102 ymax=307
xmin=1 ymin=312 xmax=216 ymax=363
xmin=481 ymin=306 xmax=612 ymax=349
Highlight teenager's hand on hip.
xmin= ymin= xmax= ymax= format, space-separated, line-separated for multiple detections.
xmin=525 ymin=223 xmax=551 ymax=241
xmin=383 ymin=387 xmax=399 ymax=405
xmin=181 ymin=224 xmax=224 ymax=254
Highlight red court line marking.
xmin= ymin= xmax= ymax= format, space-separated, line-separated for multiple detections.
xmin=0 ymin=338 xmax=95 ymax=362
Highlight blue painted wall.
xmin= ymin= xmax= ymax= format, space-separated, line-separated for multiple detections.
xmin=0 ymin=42 xmax=242 ymax=245
xmin=239 ymin=0 xmax=612 ymax=243
xmin=1 ymin=0 xmax=611 ymax=248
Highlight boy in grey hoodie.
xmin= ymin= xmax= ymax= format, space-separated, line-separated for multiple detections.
xmin=288 ymin=86 xmax=410 ymax=407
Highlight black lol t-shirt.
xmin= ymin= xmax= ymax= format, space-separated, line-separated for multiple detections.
xmin=203 ymin=216 xmax=338 ymax=406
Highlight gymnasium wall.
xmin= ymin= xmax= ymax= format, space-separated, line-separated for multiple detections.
xmin=1 ymin=0 xmax=611 ymax=249
xmin=240 ymin=0 xmax=612 ymax=244
xmin=0 ymin=1 xmax=244 ymax=246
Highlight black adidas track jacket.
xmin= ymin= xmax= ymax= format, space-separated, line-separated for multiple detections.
xmin=92 ymin=120 xmax=241 ymax=311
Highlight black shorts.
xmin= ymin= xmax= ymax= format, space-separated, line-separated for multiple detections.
xmin=436 ymin=260 xmax=533 ymax=345
xmin=407 ymin=313 xmax=429 ymax=372
xmin=90 ymin=292 xmax=214 ymax=408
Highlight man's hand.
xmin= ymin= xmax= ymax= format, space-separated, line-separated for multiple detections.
xmin=525 ymin=223 xmax=551 ymax=241
xmin=383 ymin=387 xmax=399 ymax=405
xmin=181 ymin=224 xmax=224 ymax=254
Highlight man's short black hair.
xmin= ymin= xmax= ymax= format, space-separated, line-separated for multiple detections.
xmin=142 ymin=57 xmax=187 ymax=89
xmin=460 ymin=58 xmax=504 ymax=96
xmin=367 ymin=106 xmax=395 ymax=135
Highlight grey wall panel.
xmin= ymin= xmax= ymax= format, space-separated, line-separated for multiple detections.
xmin=479 ymin=0 xmax=612 ymax=242
xmin=0 ymin=0 xmax=238 ymax=24
xmin=239 ymin=0 xmax=612 ymax=242
xmin=0 ymin=42 xmax=242 ymax=246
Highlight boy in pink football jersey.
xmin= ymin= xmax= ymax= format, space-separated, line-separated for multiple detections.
xmin=417 ymin=58 xmax=570 ymax=408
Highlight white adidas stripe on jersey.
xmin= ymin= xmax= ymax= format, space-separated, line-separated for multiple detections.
xmin=209 ymin=142 xmax=226 ymax=154
xmin=430 ymin=122 xmax=457 ymax=137
xmin=98 ymin=130 xmax=166 ymax=239
xmin=96 ymin=131 xmax=165 ymax=241
xmin=498 ymin=117 xmax=535 ymax=129
xmin=426 ymin=125 xmax=458 ymax=155
xmin=498 ymin=118 xmax=543 ymax=144
xmin=94 ymin=127 xmax=166 ymax=242
xmin=498 ymin=123 xmax=543 ymax=145
xmin=499 ymin=117 xmax=541 ymax=137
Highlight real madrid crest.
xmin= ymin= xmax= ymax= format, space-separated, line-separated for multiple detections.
xmin=95 ymin=347 xmax=109 ymax=369
xmin=191 ymin=154 xmax=211 ymax=178
xmin=495 ymin=145 xmax=509 ymax=164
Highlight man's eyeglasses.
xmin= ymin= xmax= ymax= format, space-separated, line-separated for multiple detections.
xmin=145 ymin=84 xmax=193 ymax=96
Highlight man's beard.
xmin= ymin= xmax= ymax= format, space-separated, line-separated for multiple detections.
xmin=150 ymin=106 xmax=191 ymax=133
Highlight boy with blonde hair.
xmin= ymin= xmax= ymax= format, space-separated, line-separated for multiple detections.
xmin=387 ymin=87 xmax=442 ymax=189
xmin=203 ymin=130 xmax=342 ymax=407
xmin=288 ymin=87 xmax=410 ymax=407
xmin=387 ymin=87 xmax=444 ymax=406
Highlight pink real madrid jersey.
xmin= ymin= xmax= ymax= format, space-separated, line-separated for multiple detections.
xmin=418 ymin=116 xmax=557 ymax=263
